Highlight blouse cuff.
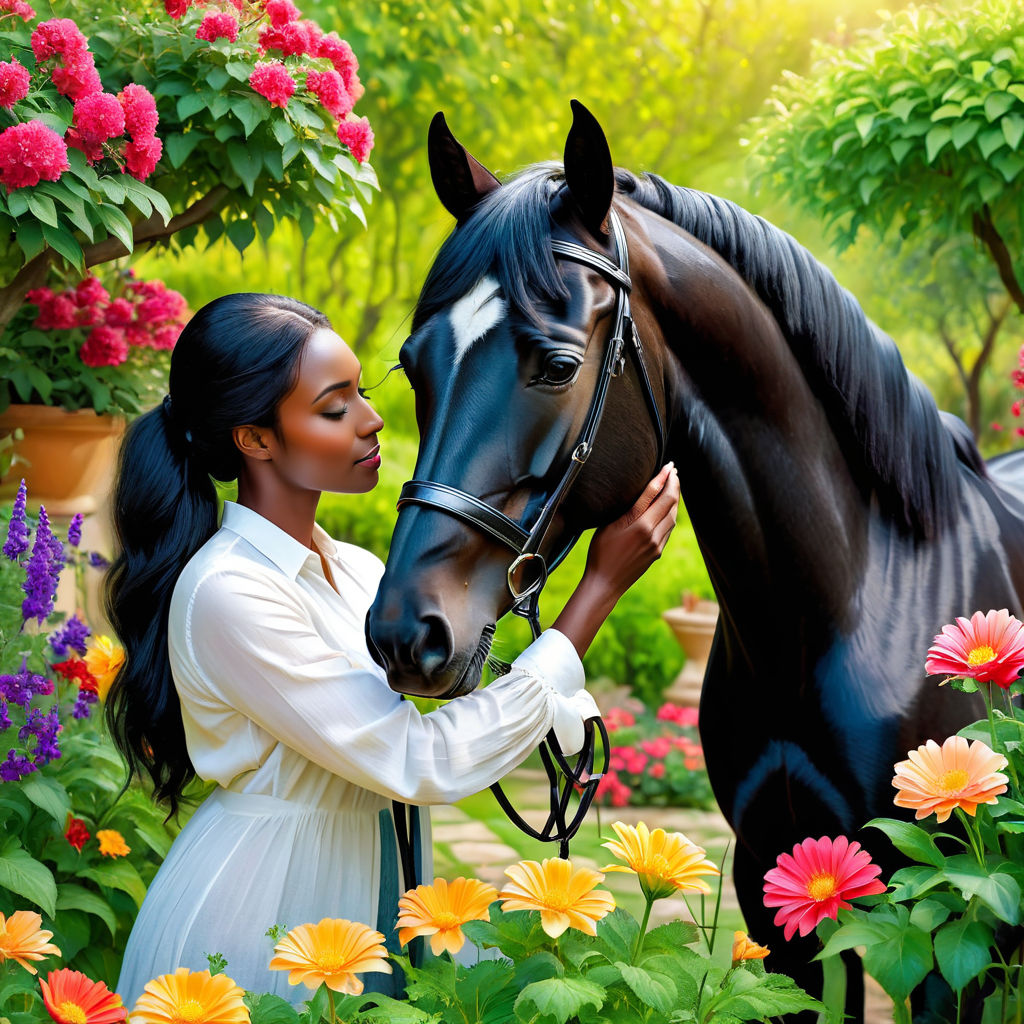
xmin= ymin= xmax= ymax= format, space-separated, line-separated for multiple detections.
xmin=511 ymin=628 xmax=585 ymax=698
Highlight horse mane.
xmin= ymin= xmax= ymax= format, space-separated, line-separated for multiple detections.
xmin=415 ymin=161 xmax=965 ymax=537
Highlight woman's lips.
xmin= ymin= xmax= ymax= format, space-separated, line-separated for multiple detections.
xmin=355 ymin=444 xmax=381 ymax=467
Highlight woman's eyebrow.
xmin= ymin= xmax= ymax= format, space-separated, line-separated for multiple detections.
xmin=311 ymin=381 xmax=351 ymax=403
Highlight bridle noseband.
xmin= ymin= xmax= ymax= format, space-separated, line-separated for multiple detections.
xmin=397 ymin=208 xmax=666 ymax=857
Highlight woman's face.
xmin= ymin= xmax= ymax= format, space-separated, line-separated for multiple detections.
xmin=269 ymin=327 xmax=385 ymax=494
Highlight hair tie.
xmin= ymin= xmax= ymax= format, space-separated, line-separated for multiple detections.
xmin=162 ymin=393 xmax=193 ymax=447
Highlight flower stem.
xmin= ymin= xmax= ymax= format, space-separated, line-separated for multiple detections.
xmin=327 ymin=988 xmax=336 ymax=1024
xmin=632 ymin=896 xmax=654 ymax=963
xmin=954 ymin=807 xmax=986 ymax=868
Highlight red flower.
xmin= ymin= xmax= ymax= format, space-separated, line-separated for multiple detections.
xmin=74 ymin=276 xmax=109 ymax=308
xmin=40 ymin=968 xmax=126 ymax=1023
xmin=196 ymin=12 xmax=239 ymax=43
xmin=31 ymin=18 xmax=88 ymax=62
xmin=118 ymin=84 xmax=158 ymax=139
xmin=164 ymin=0 xmax=192 ymax=18
xmin=104 ymin=298 xmax=134 ymax=327
xmin=249 ymin=61 xmax=296 ymax=108
xmin=604 ymin=707 xmax=635 ymax=731
xmin=79 ymin=326 xmax=128 ymax=368
xmin=1013 ymin=401 xmax=1022 ymax=418
xmin=51 ymin=657 xmax=99 ymax=692
xmin=337 ymin=116 xmax=373 ymax=163
xmin=656 ymin=701 xmax=699 ymax=726
xmin=136 ymin=284 xmax=187 ymax=325
xmin=151 ymin=325 xmax=182 ymax=351
xmin=64 ymin=816 xmax=89 ymax=852
xmin=0 ymin=0 xmax=35 ymax=21
xmin=51 ymin=54 xmax=102 ymax=102
xmin=763 ymin=836 xmax=886 ymax=940
xmin=259 ymin=20 xmax=321 ymax=57
xmin=0 ymin=121 xmax=70 ymax=191
xmin=123 ymin=133 xmax=162 ymax=181
xmin=264 ymin=0 xmax=300 ymax=26
xmin=925 ymin=609 xmax=1024 ymax=689
xmin=28 ymin=288 xmax=77 ymax=330
xmin=73 ymin=93 xmax=125 ymax=146
xmin=305 ymin=70 xmax=352 ymax=119
xmin=317 ymin=33 xmax=358 ymax=88
xmin=0 ymin=59 xmax=30 ymax=109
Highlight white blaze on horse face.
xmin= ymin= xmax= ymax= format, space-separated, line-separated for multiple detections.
xmin=449 ymin=276 xmax=505 ymax=366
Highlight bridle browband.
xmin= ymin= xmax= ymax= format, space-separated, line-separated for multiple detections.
xmin=396 ymin=208 xmax=666 ymax=858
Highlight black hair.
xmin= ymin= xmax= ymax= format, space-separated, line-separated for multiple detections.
xmin=104 ymin=292 xmax=331 ymax=815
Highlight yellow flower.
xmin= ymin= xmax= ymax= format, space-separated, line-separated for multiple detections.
xmin=268 ymin=918 xmax=391 ymax=995
xmin=732 ymin=930 xmax=770 ymax=963
xmin=601 ymin=821 xmax=720 ymax=901
xmin=498 ymin=858 xmax=615 ymax=938
xmin=0 ymin=909 xmax=61 ymax=975
xmin=397 ymin=876 xmax=497 ymax=956
xmin=129 ymin=967 xmax=248 ymax=1024
xmin=83 ymin=636 xmax=125 ymax=701
xmin=96 ymin=830 xmax=131 ymax=858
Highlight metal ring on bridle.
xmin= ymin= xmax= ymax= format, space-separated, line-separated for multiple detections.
xmin=507 ymin=552 xmax=548 ymax=601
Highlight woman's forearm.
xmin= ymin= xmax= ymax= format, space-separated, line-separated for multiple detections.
xmin=551 ymin=574 xmax=620 ymax=660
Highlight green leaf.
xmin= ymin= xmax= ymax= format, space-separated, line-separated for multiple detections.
xmin=934 ymin=918 xmax=993 ymax=993
xmin=985 ymin=92 xmax=1016 ymax=122
xmin=643 ymin=918 xmax=699 ymax=952
xmin=79 ymin=858 xmax=147 ymax=908
xmin=243 ymin=992 xmax=301 ymax=1024
xmin=0 ymin=843 xmax=57 ymax=916
xmin=176 ymin=92 xmax=207 ymax=120
xmin=861 ymin=913 xmax=933 ymax=1003
xmin=16 ymin=221 xmax=45 ymax=260
xmin=890 ymin=139 xmax=913 ymax=164
xmin=971 ymin=60 xmax=992 ymax=82
xmin=890 ymin=96 xmax=920 ymax=122
xmin=96 ymin=204 xmax=135 ymax=254
xmin=616 ymin=961 xmax=677 ymax=1014
xmin=165 ymin=131 xmax=207 ymax=168
xmin=226 ymin=217 xmax=256 ymax=254
xmin=206 ymin=67 xmax=230 ymax=91
xmin=992 ymin=150 xmax=1024 ymax=182
xmin=55 ymin=883 xmax=117 ymax=940
xmin=26 ymin=194 xmax=58 ymax=228
xmin=952 ymin=119 xmax=980 ymax=150
xmin=858 ymin=175 xmax=882 ymax=205
xmin=98 ymin=176 xmax=126 ymax=205
xmin=908 ymin=896 xmax=952 ymax=933
xmin=866 ymin=818 xmax=944 ymax=867
xmin=514 ymin=976 xmax=605 ymax=1024
xmin=233 ymin=97 xmax=268 ymax=138
xmin=942 ymin=858 xmax=1021 ymax=924
xmin=227 ymin=140 xmax=262 ymax=196
xmin=1003 ymin=114 xmax=1024 ymax=151
xmin=41 ymin=224 xmax=83 ymax=269
xmin=854 ymin=113 xmax=875 ymax=140
xmin=925 ymin=125 xmax=952 ymax=163
xmin=19 ymin=774 xmax=70 ymax=826
xmin=930 ymin=103 xmax=962 ymax=121
xmin=226 ymin=61 xmax=252 ymax=82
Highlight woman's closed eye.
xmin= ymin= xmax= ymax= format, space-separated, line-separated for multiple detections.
xmin=321 ymin=388 xmax=370 ymax=418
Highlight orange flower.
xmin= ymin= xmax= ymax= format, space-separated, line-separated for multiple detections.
xmin=83 ymin=635 xmax=125 ymax=700
xmin=40 ymin=968 xmax=126 ymax=1023
xmin=498 ymin=858 xmax=615 ymax=938
xmin=893 ymin=736 xmax=1008 ymax=823
xmin=731 ymin=931 xmax=770 ymax=963
xmin=0 ymin=910 xmax=61 ymax=974
xmin=129 ymin=967 xmax=248 ymax=1024
xmin=96 ymin=830 xmax=130 ymax=858
xmin=925 ymin=609 xmax=1024 ymax=689
xmin=268 ymin=918 xmax=391 ymax=995
xmin=601 ymin=821 xmax=720 ymax=901
xmin=397 ymin=876 xmax=497 ymax=956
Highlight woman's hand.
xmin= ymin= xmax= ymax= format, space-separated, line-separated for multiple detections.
xmin=552 ymin=462 xmax=680 ymax=659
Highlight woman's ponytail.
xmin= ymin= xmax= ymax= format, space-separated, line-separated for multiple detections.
xmin=104 ymin=293 xmax=330 ymax=815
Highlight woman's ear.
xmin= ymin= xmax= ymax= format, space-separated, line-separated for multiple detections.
xmin=232 ymin=425 xmax=273 ymax=460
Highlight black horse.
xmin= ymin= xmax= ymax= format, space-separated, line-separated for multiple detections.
xmin=366 ymin=102 xmax=1024 ymax=1010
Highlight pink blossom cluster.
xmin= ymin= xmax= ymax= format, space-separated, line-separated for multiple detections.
xmin=31 ymin=17 xmax=101 ymax=100
xmin=26 ymin=274 xmax=188 ymax=369
xmin=999 ymin=344 xmax=1024 ymax=439
xmin=0 ymin=0 xmax=36 ymax=21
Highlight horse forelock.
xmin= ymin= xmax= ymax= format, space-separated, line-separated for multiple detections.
xmin=613 ymin=169 xmax=965 ymax=538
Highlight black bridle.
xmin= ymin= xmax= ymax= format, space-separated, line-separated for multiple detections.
xmin=397 ymin=209 xmax=665 ymax=858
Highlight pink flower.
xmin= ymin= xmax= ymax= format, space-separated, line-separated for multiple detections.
xmin=0 ymin=0 xmax=35 ymax=21
xmin=657 ymin=702 xmax=699 ymax=727
xmin=0 ymin=121 xmax=69 ymax=190
xmin=1013 ymin=401 xmax=1022 ymax=418
xmin=103 ymin=298 xmax=134 ymax=327
xmin=28 ymin=288 xmax=77 ymax=330
xmin=264 ymin=0 xmax=300 ymax=26
xmin=125 ymin=324 xmax=150 ymax=347
xmin=925 ymin=609 xmax=1024 ymax=689
xmin=196 ymin=12 xmax=239 ymax=43
xmin=136 ymin=285 xmax=187 ymax=325
xmin=31 ymin=18 xmax=88 ymax=62
xmin=317 ymin=33 xmax=357 ymax=87
xmin=123 ymin=134 xmax=162 ymax=180
xmin=151 ymin=324 xmax=181 ymax=350
xmin=73 ymin=304 xmax=102 ymax=327
xmin=650 ymin=763 xmax=665 ymax=779
xmin=73 ymin=92 xmax=126 ymax=146
xmin=51 ymin=53 xmax=102 ymax=101
xmin=79 ymin=326 xmax=128 ymax=367
xmin=337 ymin=116 xmax=373 ymax=163
xmin=763 ymin=836 xmax=887 ymax=940
xmin=118 ymin=84 xmax=159 ymax=139
xmin=65 ymin=128 xmax=103 ymax=163
xmin=259 ymin=19 xmax=320 ymax=57
xmin=0 ymin=59 xmax=30 ymax=109
xmin=991 ymin=422 xmax=1004 ymax=431
xmin=305 ymin=69 xmax=352 ymax=119
xmin=74 ymin=276 xmax=109 ymax=308
xmin=164 ymin=0 xmax=192 ymax=18
xmin=604 ymin=707 xmax=635 ymax=732
xmin=249 ymin=61 xmax=296 ymax=108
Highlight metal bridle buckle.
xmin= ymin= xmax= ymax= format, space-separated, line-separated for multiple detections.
xmin=507 ymin=552 xmax=548 ymax=601
xmin=610 ymin=335 xmax=626 ymax=377
xmin=572 ymin=442 xmax=590 ymax=464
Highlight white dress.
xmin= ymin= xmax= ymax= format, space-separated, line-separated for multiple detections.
xmin=116 ymin=500 xmax=597 ymax=1007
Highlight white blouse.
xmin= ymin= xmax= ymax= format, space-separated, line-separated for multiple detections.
xmin=116 ymin=500 xmax=598 ymax=1007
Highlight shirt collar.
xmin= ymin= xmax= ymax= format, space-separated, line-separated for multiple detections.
xmin=221 ymin=501 xmax=334 ymax=579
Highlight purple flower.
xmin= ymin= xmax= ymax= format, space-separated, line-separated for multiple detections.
xmin=67 ymin=513 xmax=83 ymax=547
xmin=49 ymin=614 xmax=91 ymax=658
xmin=0 ymin=660 xmax=52 ymax=707
xmin=18 ymin=707 xmax=61 ymax=765
xmin=72 ymin=688 xmax=98 ymax=719
xmin=0 ymin=748 xmax=36 ymax=782
xmin=88 ymin=551 xmax=110 ymax=570
xmin=21 ymin=505 xmax=58 ymax=624
xmin=3 ymin=479 xmax=29 ymax=560
xmin=0 ymin=700 xmax=10 ymax=733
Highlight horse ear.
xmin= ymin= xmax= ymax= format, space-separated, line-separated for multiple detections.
xmin=427 ymin=112 xmax=501 ymax=223
xmin=564 ymin=99 xmax=614 ymax=238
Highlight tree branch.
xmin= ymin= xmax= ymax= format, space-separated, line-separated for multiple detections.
xmin=972 ymin=205 xmax=1024 ymax=315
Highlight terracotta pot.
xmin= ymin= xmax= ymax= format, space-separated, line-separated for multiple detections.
xmin=0 ymin=403 xmax=126 ymax=516
xmin=661 ymin=598 xmax=719 ymax=707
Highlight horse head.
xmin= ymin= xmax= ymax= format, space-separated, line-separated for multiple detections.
xmin=366 ymin=102 xmax=666 ymax=698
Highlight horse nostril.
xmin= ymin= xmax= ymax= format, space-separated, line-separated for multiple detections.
xmin=412 ymin=613 xmax=453 ymax=679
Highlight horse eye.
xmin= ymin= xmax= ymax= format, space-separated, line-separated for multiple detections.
xmin=537 ymin=353 xmax=581 ymax=387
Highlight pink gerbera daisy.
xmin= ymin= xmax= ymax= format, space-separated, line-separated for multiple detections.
xmin=925 ymin=609 xmax=1024 ymax=689
xmin=762 ymin=836 xmax=887 ymax=940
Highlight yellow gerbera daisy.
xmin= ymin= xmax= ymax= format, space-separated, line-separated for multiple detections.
xmin=96 ymin=830 xmax=131 ymax=858
xmin=732 ymin=930 xmax=770 ymax=963
xmin=0 ymin=909 xmax=61 ymax=975
xmin=128 ymin=967 xmax=248 ymax=1023
xmin=498 ymin=858 xmax=616 ymax=938
xmin=83 ymin=635 xmax=125 ymax=701
xmin=397 ymin=876 xmax=497 ymax=956
xmin=601 ymin=821 xmax=720 ymax=901
xmin=268 ymin=918 xmax=391 ymax=995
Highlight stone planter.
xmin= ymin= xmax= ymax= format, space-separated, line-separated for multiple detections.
xmin=0 ymin=403 xmax=126 ymax=516
xmin=661 ymin=597 xmax=719 ymax=708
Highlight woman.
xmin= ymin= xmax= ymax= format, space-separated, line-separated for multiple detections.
xmin=107 ymin=292 xmax=680 ymax=1005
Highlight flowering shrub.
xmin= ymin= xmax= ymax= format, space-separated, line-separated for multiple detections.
xmin=0 ymin=483 xmax=181 ymax=1008
xmin=596 ymin=701 xmax=715 ymax=810
xmin=0 ymin=268 xmax=187 ymax=413
xmin=764 ymin=608 xmax=1024 ymax=1023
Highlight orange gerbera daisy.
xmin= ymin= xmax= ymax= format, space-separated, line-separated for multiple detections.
xmin=498 ymin=858 xmax=615 ymax=938
xmin=893 ymin=735 xmax=1008 ymax=823
xmin=397 ymin=876 xmax=497 ymax=956
xmin=129 ymin=967 xmax=248 ymax=1024
xmin=0 ymin=910 xmax=61 ymax=974
xmin=96 ymin=830 xmax=130 ymax=858
xmin=601 ymin=821 xmax=720 ymax=901
xmin=731 ymin=931 xmax=770 ymax=963
xmin=268 ymin=918 xmax=391 ymax=995
xmin=40 ymin=968 xmax=126 ymax=1023
xmin=925 ymin=609 xmax=1024 ymax=689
